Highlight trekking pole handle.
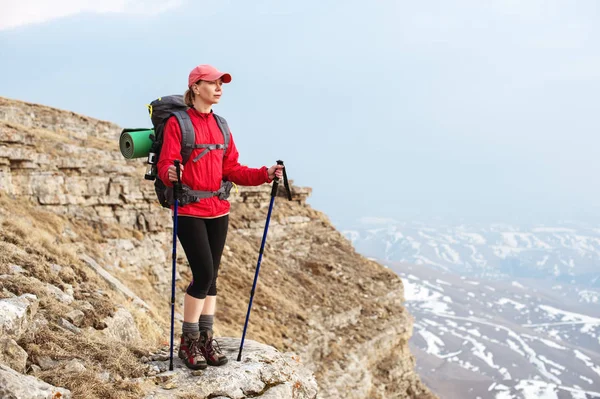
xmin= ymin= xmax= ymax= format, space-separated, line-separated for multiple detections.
xmin=173 ymin=160 xmax=183 ymax=202
xmin=274 ymin=160 xmax=284 ymax=183
xmin=174 ymin=160 xmax=182 ymax=185
xmin=271 ymin=160 xmax=292 ymax=201
xmin=270 ymin=160 xmax=284 ymax=197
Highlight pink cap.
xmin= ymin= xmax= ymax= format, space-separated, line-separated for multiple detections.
xmin=188 ymin=64 xmax=232 ymax=87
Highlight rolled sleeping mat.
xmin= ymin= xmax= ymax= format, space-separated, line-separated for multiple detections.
xmin=119 ymin=128 xmax=154 ymax=159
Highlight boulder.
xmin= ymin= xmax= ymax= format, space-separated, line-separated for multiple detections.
xmin=0 ymin=364 xmax=71 ymax=399
xmin=0 ymin=338 xmax=28 ymax=373
xmin=102 ymin=307 xmax=141 ymax=344
xmin=0 ymin=294 xmax=39 ymax=340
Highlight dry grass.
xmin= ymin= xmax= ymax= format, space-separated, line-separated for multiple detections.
xmin=2 ymin=218 xmax=79 ymax=266
xmin=0 ymin=193 xmax=79 ymax=265
xmin=85 ymin=134 xmax=118 ymax=152
xmin=176 ymin=394 xmax=203 ymax=399
xmin=126 ymin=305 xmax=164 ymax=348
xmin=21 ymin=324 xmax=146 ymax=399
xmin=23 ymin=324 xmax=147 ymax=376
xmin=0 ymin=193 xmax=159 ymax=398
xmin=109 ymin=266 xmax=172 ymax=333
xmin=1 ymin=121 xmax=114 ymax=153
xmin=37 ymin=369 xmax=142 ymax=399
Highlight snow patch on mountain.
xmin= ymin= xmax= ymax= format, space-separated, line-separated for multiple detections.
xmin=393 ymin=262 xmax=600 ymax=399
xmin=342 ymin=221 xmax=600 ymax=294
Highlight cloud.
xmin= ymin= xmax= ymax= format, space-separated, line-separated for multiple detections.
xmin=0 ymin=0 xmax=183 ymax=31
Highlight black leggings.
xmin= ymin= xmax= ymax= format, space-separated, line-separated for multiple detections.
xmin=176 ymin=215 xmax=229 ymax=299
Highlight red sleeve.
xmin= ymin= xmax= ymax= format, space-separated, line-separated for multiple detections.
xmin=157 ymin=117 xmax=182 ymax=188
xmin=222 ymin=133 xmax=271 ymax=186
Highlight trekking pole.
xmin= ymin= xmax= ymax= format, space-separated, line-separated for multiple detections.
xmin=237 ymin=160 xmax=292 ymax=361
xmin=169 ymin=160 xmax=182 ymax=371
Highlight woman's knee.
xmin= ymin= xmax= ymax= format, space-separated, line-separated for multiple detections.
xmin=186 ymin=261 xmax=214 ymax=298
xmin=207 ymin=282 xmax=218 ymax=296
xmin=186 ymin=277 xmax=213 ymax=299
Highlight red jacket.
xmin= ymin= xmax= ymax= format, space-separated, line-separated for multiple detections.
xmin=157 ymin=108 xmax=271 ymax=218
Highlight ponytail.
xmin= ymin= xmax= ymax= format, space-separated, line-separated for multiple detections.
xmin=184 ymin=89 xmax=194 ymax=107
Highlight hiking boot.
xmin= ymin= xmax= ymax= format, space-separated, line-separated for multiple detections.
xmin=199 ymin=329 xmax=228 ymax=366
xmin=178 ymin=331 xmax=207 ymax=370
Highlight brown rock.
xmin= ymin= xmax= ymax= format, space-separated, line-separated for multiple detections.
xmin=65 ymin=310 xmax=85 ymax=327
xmin=0 ymin=338 xmax=28 ymax=373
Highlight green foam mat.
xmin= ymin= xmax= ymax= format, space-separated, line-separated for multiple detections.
xmin=119 ymin=129 xmax=154 ymax=159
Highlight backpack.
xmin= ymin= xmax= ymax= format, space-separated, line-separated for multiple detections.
xmin=145 ymin=95 xmax=234 ymax=208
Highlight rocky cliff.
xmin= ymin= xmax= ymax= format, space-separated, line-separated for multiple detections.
xmin=0 ymin=96 xmax=436 ymax=399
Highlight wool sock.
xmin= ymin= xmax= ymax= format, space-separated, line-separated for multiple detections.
xmin=198 ymin=315 xmax=214 ymax=332
xmin=182 ymin=321 xmax=199 ymax=336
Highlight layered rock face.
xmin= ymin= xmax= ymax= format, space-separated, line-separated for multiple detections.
xmin=0 ymin=97 xmax=436 ymax=398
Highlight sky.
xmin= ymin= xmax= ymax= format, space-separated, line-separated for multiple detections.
xmin=1 ymin=0 xmax=599 ymax=228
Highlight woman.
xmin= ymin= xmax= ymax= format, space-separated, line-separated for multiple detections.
xmin=157 ymin=64 xmax=283 ymax=370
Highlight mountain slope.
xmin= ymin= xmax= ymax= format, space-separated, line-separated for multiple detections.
xmin=0 ymin=96 xmax=435 ymax=398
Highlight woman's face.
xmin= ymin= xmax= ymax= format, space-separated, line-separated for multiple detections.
xmin=194 ymin=79 xmax=223 ymax=105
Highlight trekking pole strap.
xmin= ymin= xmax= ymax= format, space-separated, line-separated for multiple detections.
xmin=271 ymin=160 xmax=293 ymax=200
xmin=281 ymin=163 xmax=292 ymax=201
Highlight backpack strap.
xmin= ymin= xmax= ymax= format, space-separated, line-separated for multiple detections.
xmin=191 ymin=143 xmax=226 ymax=162
xmin=172 ymin=110 xmax=195 ymax=165
xmin=189 ymin=113 xmax=231 ymax=163
xmin=165 ymin=181 xmax=235 ymax=205
xmin=213 ymin=114 xmax=231 ymax=154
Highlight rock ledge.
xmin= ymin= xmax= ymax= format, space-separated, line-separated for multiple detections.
xmin=143 ymin=338 xmax=318 ymax=399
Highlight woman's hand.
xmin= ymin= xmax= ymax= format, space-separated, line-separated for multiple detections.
xmin=168 ymin=164 xmax=184 ymax=182
xmin=268 ymin=164 xmax=284 ymax=180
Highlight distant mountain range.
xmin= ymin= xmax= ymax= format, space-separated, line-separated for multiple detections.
xmin=386 ymin=260 xmax=600 ymax=399
xmin=341 ymin=219 xmax=600 ymax=398
xmin=341 ymin=220 xmax=600 ymax=292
